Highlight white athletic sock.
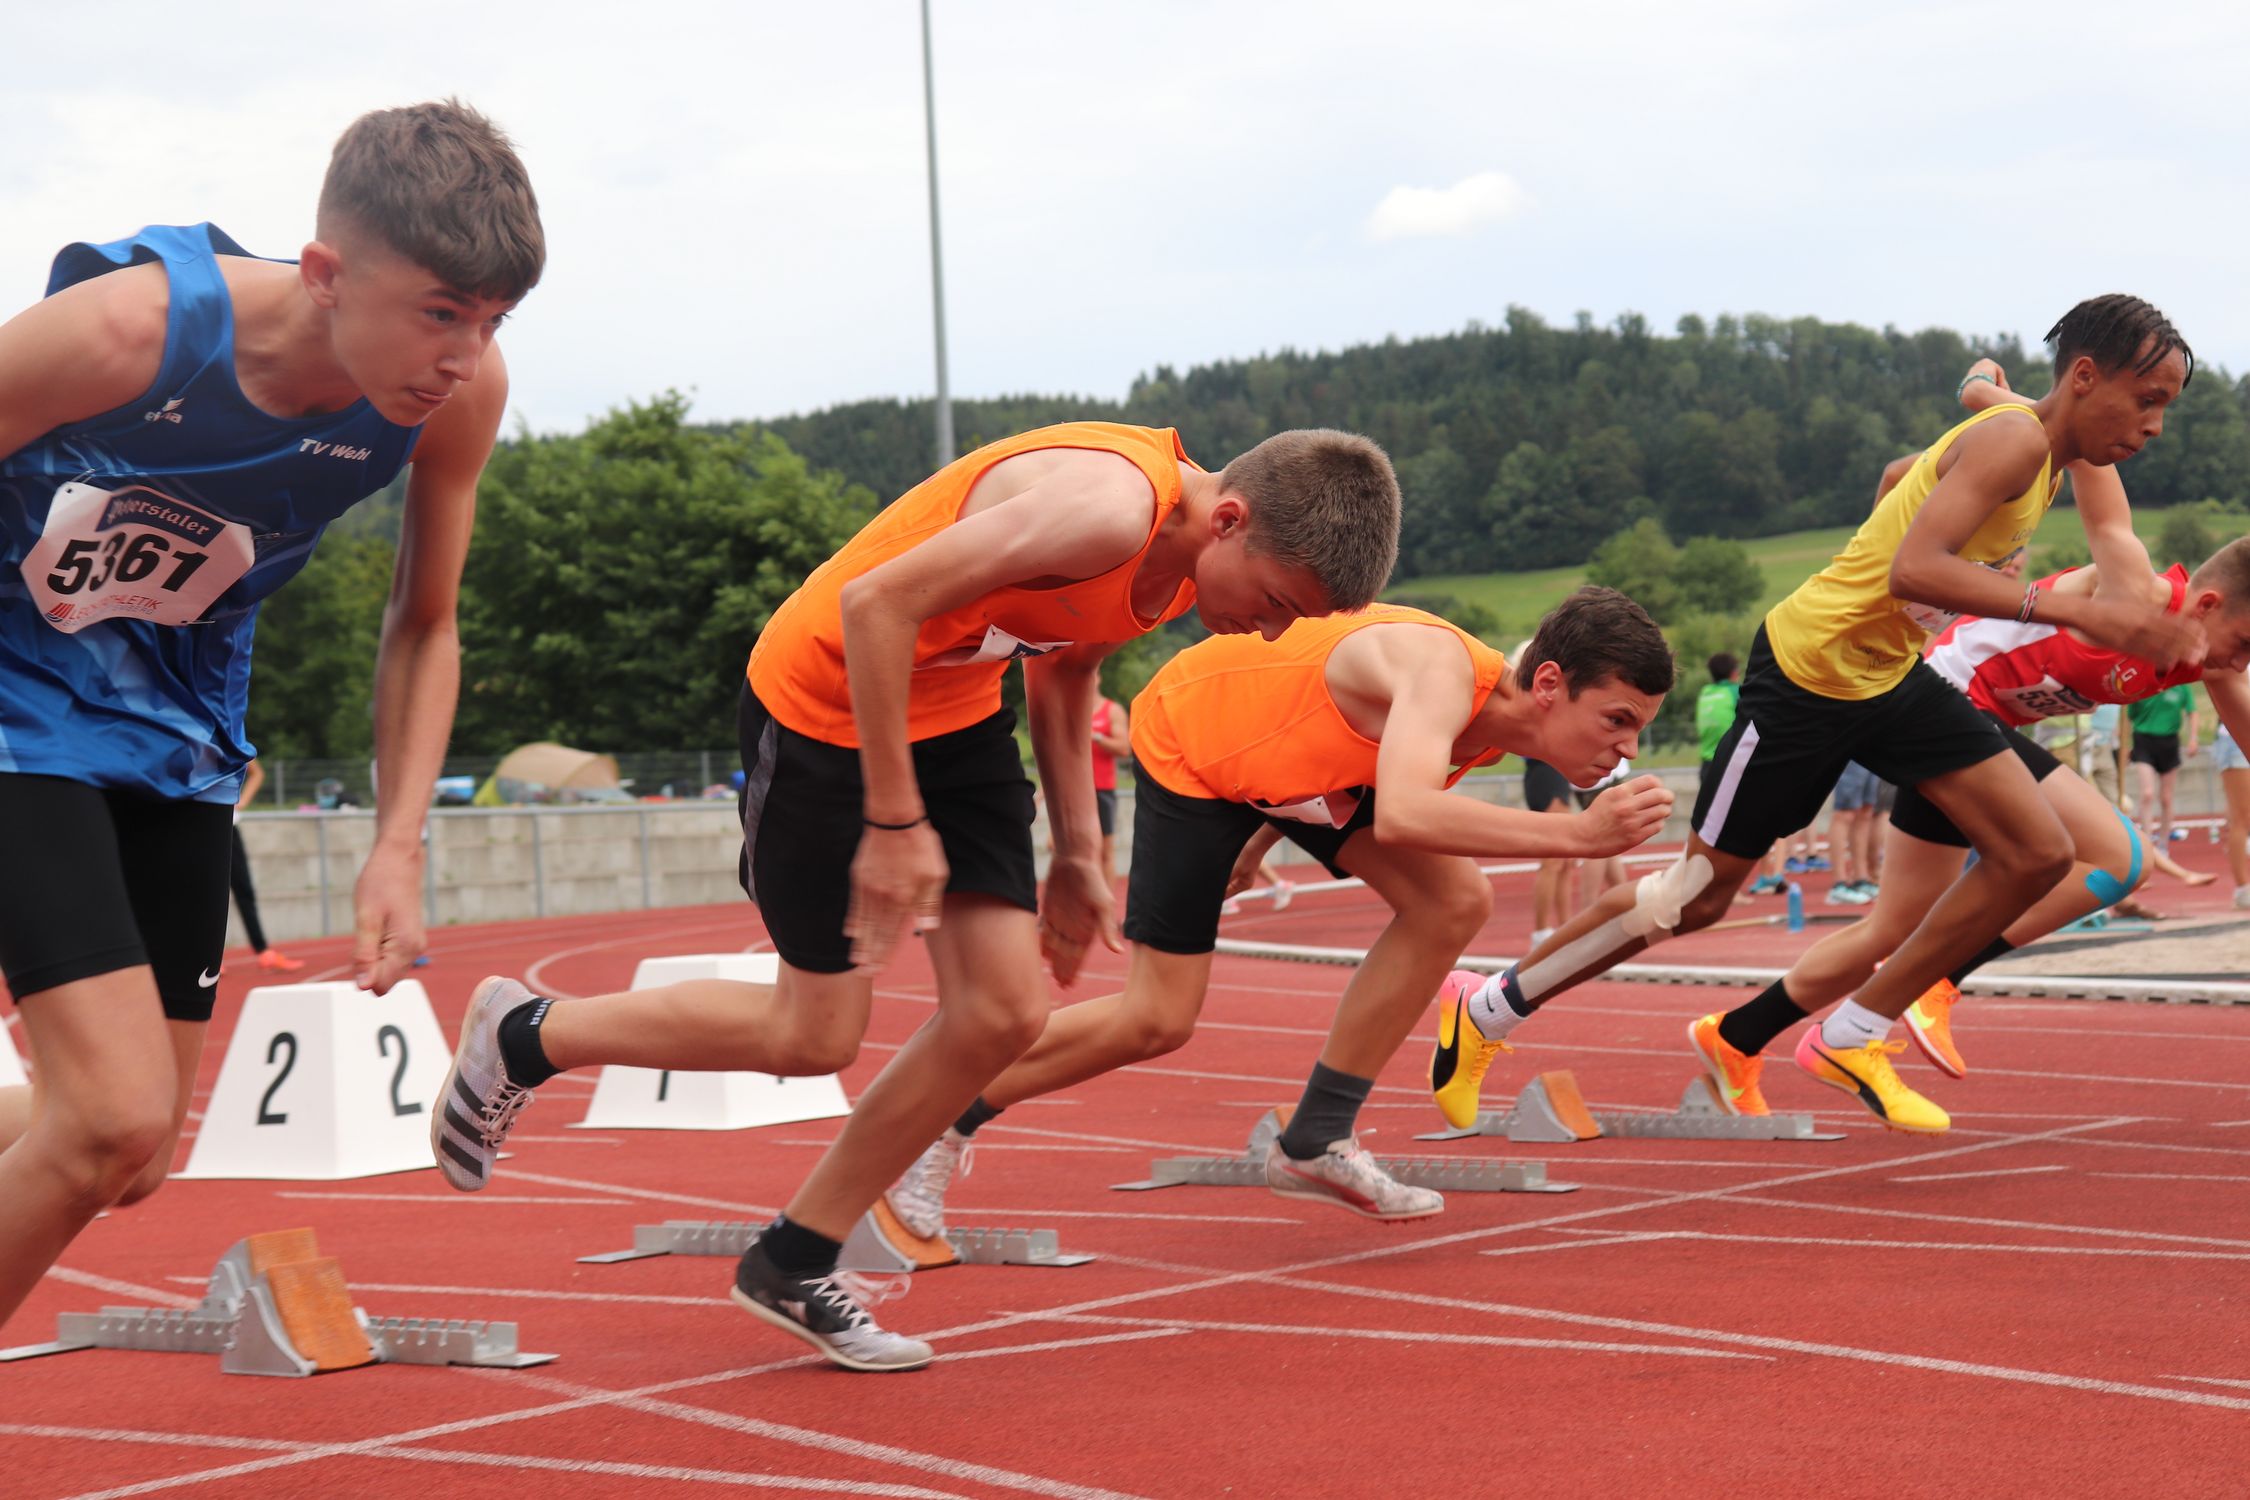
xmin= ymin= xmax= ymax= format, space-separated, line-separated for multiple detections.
xmin=1466 ymin=970 xmax=1531 ymax=1040
xmin=1529 ymin=927 xmax=1556 ymax=948
xmin=1820 ymin=999 xmax=1892 ymax=1051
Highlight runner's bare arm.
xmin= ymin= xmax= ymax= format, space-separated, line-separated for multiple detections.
xmin=1368 ymin=638 xmax=1667 ymax=859
xmin=1892 ymin=416 xmax=2067 ymax=620
xmin=1956 ymin=362 xmax=2158 ymax=591
xmin=1026 ymin=642 xmax=1124 ymax=981
xmin=0 ymin=266 xmax=168 ymax=463
xmin=352 ymin=342 xmax=509 ymax=993
xmin=1093 ymin=699 xmax=1131 ymax=757
xmin=838 ymin=468 xmax=1155 ymax=821
xmin=2207 ymin=672 xmax=2250 ymax=750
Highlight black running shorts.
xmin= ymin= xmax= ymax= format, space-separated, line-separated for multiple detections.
xmin=1121 ymin=772 xmax=1374 ymax=955
xmin=1521 ymin=759 xmax=1573 ymax=813
xmin=1691 ymin=626 xmax=2012 ymax=860
xmin=2129 ymin=732 xmax=2182 ymax=776
xmin=0 ymin=773 xmax=233 ymax=1020
xmin=1889 ymin=712 xmax=2064 ymax=849
xmin=736 ymin=683 xmax=1037 ymax=974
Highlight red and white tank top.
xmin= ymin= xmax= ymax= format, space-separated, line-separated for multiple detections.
xmin=1923 ymin=564 xmax=2203 ymax=726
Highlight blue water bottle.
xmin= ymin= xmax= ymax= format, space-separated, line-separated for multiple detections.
xmin=1786 ymin=881 xmax=1805 ymax=932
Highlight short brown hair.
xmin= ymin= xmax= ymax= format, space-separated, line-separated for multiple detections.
xmin=1218 ymin=428 xmax=1400 ymax=610
xmin=1519 ymin=586 xmax=1675 ymax=697
xmin=319 ymin=99 xmax=545 ymax=302
xmin=2190 ymin=537 xmax=2250 ymax=607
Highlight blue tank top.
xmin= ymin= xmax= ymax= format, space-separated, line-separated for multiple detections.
xmin=0 ymin=224 xmax=419 ymax=802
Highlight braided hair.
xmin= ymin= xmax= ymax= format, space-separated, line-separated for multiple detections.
xmin=2046 ymin=295 xmax=2194 ymax=388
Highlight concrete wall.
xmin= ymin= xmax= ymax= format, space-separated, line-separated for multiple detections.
xmin=231 ymin=759 xmax=2239 ymax=944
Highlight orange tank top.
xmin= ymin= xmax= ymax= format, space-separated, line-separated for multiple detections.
xmin=1131 ymin=604 xmax=1510 ymax=820
xmin=748 ymin=423 xmax=1200 ymax=746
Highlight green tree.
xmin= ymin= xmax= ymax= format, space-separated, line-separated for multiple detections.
xmin=248 ymin=532 xmax=396 ymax=760
xmin=1675 ymin=535 xmax=1764 ymax=616
xmin=1586 ymin=518 xmax=1682 ymax=622
xmin=2157 ymin=507 xmax=2216 ymax=571
xmin=456 ymin=393 xmax=875 ymax=752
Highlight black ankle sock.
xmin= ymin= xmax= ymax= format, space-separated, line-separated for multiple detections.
xmin=1947 ymin=936 xmax=2014 ymax=987
xmin=1716 ymin=978 xmax=1810 ymax=1057
xmin=497 ymin=997 xmax=560 ymax=1086
xmin=1277 ymin=1063 xmax=1375 ymax=1160
xmin=953 ymin=1096 xmax=1005 ymax=1138
xmin=759 ymin=1214 xmax=842 ymax=1278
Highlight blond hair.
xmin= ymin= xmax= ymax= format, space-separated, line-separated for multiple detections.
xmin=319 ymin=99 xmax=545 ymax=301
xmin=1217 ymin=428 xmax=1400 ymax=609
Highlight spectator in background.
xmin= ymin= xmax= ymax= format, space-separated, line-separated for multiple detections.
xmin=1090 ymin=694 xmax=1129 ymax=882
xmin=2215 ymin=720 xmax=2250 ymax=910
xmin=2128 ymin=682 xmax=2197 ymax=847
xmin=1696 ymin=653 xmax=1741 ymax=801
xmin=2081 ymin=702 xmax=2126 ymax=807
xmin=230 ymin=759 xmax=303 ymax=974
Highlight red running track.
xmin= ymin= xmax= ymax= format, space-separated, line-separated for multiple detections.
xmin=5 ymin=847 xmax=2250 ymax=1498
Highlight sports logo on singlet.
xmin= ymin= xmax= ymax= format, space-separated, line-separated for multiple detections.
xmin=22 ymin=479 xmax=255 ymax=634
xmin=921 ymin=623 xmax=1075 ymax=670
xmin=1254 ymin=788 xmax=1363 ymax=828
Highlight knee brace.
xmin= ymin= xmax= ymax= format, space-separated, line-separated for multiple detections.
xmin=1518 ymin=853 xmax=1713 ymax=1002
xmin=2082 ymin=807 xmax=2144 ymax=910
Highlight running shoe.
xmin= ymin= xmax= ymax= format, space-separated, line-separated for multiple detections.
xmin=885 ymin=1130 xmax=974 ymax=1239
xmin=1747 ymin=875 xmax=1785 ymax=896
xmin=1264 ymin=1138 xmax=1443 ymax=1221
xmin=2234 ymin=885 xmax=2250 ymax=911
xmin=1271 ymin=879 xmax=1295 ymax=911
xmin=1794 ymin=1030 xmax=1949 ymax=1133
xmin=1823 ymin=884 xmax=1870 ymax=907
xmin=432 ymin=975 xmax=539 ymax=1191
xmin=255 ymin=949 xmax=307 ymax=973
xmin=1804 ymin=856 xmax=1832 ymax=872
xmin=1687 ymin=1012 xmax=1769 ymax=1116
xmin=732 ymin=1239 xmax=932 ymax=1372
xmin=1784 ymin=858 xmax=1810 ymax=874
xmin=1219 ymin=896 xmax=1244 ymax=916
xmin=1429 ymin=969 xmax=1513 ymax=1129
xmin=1905 ymin=978 xmax=1967 ymax=1079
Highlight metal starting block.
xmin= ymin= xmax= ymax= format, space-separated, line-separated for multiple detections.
xmin=1113 ymin=1106 xmax=1576 ymax=1194
xmin=1417 ymin=1071 xmax=1842 ymax=1145
xmin=0 ymin=1228 xmax=555 ymax=1374
xmin=578 ymin=1203 xmax=1092 ymax=1271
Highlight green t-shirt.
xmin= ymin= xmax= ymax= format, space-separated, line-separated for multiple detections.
xmin=2127 ymin=684 xmax=2194 ymax=738
xmin=1696 ymin=680 xmax=1740 ymax=761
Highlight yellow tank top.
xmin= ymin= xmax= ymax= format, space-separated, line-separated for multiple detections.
xmin=1764 ymin=405 xmax=2059 ymax=700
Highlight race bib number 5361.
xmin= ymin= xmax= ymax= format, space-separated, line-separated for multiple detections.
xmin=24 ymin=481 xmax=254 ymax=633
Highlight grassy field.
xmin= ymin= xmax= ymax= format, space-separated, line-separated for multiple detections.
xmin=1391 ymin=506 xmax=2249 ymax=648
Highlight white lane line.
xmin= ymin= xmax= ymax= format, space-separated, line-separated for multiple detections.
xmin=165 ymin=1276 xmax=722 ymax=1308
xmin=1889 ymin=1165 xmax=2071 ymax=1185
xmin=522 ymin=918 xmax=763 ymax=1000
xmin=1530 ymin=1228 xmax=2250 ymax=1261
xmin=275 ymin=1192 xmax=629 ymax=1205
xmin=1034 ymin=1310 xmax=1766 ymax=1361
xmin=1728 ymin=1194 xmax=2250 ymax=1250
xmin=0 ymin=1423 xmax=979 ymax=1499
xmin=1478 ymin=1232 xmax=1688 ymax=1257
xmin=945 ymin=1208 xmax=1300 ymax=1224
xmin=762 ymin=1139 xmax=1133 ymax=1156
xmin=1243 ymin=1266 xmax=2250 ymax=1413
xmin=502 ymin=1167 xmax=780 ymax=1218
xmin=47 ymin=1330 xmax=1167 ymax=1500
xmin=2087 ymin=1171 xmax=2250 ymax=1184
xmin=42 ymin=1265 xmax=200 ymax=1309
xmin=2167 ymin=1376 xmax=2250 ymax=1390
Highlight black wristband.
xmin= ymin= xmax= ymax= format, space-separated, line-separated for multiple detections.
xmin=863 ymin=814 xmax=928 ymax=831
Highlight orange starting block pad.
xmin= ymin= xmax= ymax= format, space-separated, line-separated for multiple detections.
xmin=578 ymin=1197 xmax=1093 ymax=1271
xmin=1416 ymin=1070 xmax=1843 ymax=1144
xmin=0 ymin=1229 xmax=555 ymax=1376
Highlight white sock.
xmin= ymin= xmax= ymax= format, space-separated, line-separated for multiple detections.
xmin=1466 ymin=970 xmax=1531 ymax=1039
xmin=1529 ymin=927 xmax=1556 ymax=948
xmin=1821 ymin=999 xmax=1892 ymax=1050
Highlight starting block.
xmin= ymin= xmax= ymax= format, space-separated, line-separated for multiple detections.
xmin=0 ymin=1228 xmax=554 ymax=1374
xmin=578 ymin=1199 xmax=1091 ymax=1270
xmin=1418 ymin=1070 xmax=1842 ymax=1144
xmin=1113 ymin=1106 xmax=1576 ymax=1194
xmin=573 ymin=955 xmax=851 ymax=1131
xmin=175 ymin=980 xmax=451 ymax=1180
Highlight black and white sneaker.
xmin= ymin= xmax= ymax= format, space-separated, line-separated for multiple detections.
xmin=731 ymin=1239 xmax=933 ymax=1372
xmin=432 ymin=975 xmax=539 ymax=1191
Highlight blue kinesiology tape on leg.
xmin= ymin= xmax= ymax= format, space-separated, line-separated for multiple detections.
xmin=2081 ymin=806 xmax=2143 ymax=909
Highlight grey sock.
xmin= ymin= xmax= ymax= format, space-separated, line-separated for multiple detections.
xmin=1277 ymin=1063 xmax=1375 ymax=1161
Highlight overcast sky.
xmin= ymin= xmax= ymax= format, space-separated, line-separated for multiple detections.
xmin=8 ymin=2 xmax=2248 ymax=438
